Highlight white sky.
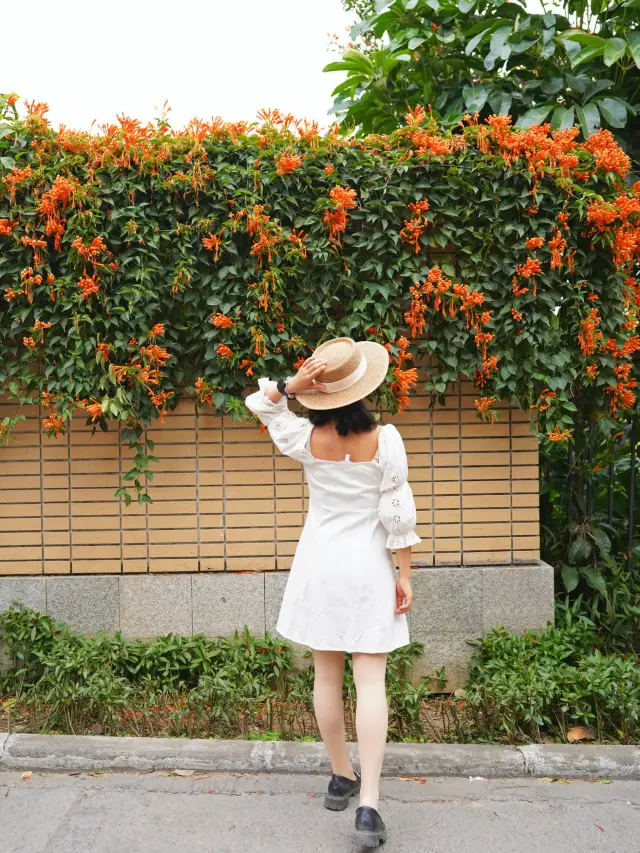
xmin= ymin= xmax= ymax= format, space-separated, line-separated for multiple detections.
xmin=2 ymin=0 xmax=353 ymax=131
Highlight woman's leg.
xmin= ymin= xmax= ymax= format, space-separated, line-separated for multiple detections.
xmin=352 ymin=652 xmax=388 ymax=811
xmin=312 ymin=649 xmax=356 ymax=780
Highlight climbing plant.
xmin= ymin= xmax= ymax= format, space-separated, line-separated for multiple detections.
xmin=0 ymin=95 xmax=639 ymax=500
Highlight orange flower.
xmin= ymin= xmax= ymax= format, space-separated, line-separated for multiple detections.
xmin=275 ymin=152 xmax=303 ymax=176
xmin=23 ymin=336 xmax=37 ymax=349
xmin=43 ymin=413 xmax=65 ymax=438
xmin=251 ymin=327 xmax=267 ymax=357
xmin=0 ymin=219 xmax=16 ymax=237
xmin=548 ymin=426 xmax=571 ymax=442
xmin=202 ymin=233 xmax=223 ymax=262
xmin=239 ymin=358 xmax=255 ymax=376
xmin=578 ymin=308 xmax=602 ymax=355
xmin=97 ymin=342 xmax=112 ymax=362
xmin=149 ymin=324 xmax=165 ymax=337
xmin=210 ymin=313 xmax=235 ymax=329
xmin=293 ymin=356 xmax=305 ymax=370
xmin=586 ymin=364 xmax=599 ymax=380
xmin=77 ymin=275 xmax=99 ymax=300
xmin=71 ymin=235 xmax=107 ymax=261
xmin=288 ymin=229 xmax=307 ymax=258
xmin=511 ymin=308 xmax=523 ymax=322
xmin=83 ymin=399 xmax=103 ymax=422
xmin=217 ymin=344 xmax=233 ymax=359
xmin=400 ymin=198 xmax=429 ymax=253
xmin=515 ymin=257 xmax=542 ymax=279
xmin=475 ymin=396 xmax=497 ymax=424
xmin=323 ymin=164 xmax=335 ymax=175
xmin=525 ymin=237 xmax=544 ymax=250
xmin=329 ymin=186 xmax=358 ymax=210
xmin=391 ymin=367 xmax=418 ymax=413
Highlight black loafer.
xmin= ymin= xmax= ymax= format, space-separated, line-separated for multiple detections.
xmin=324 ymin=772 xmax=361 ymax=810
xmin=355 ymin=806 xmax=387 ymax=847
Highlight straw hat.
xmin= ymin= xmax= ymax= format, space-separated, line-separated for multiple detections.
xmin=295 ymin=337 xmax=390 ymax=411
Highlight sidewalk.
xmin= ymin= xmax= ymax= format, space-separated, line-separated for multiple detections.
xmin=2 ymin=769 xmax=640 ymax=853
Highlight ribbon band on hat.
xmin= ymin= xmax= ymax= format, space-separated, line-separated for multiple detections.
xmin=318 ymin=355 xmax=368 ymax=393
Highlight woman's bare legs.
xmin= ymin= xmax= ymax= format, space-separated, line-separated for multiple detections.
xmin=312 ymin=649 xmax=356 ymax=780
xmin=352 ymin=652 xmax=388 ymax=811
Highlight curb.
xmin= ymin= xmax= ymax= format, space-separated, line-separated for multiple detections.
xmin=1 ymin=734 xmax=640 ymax=779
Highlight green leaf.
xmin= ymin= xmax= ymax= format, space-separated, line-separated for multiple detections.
xmin=575 ymin=103 xmax=600 ymax=138
xmin=603 ymin=37 xmax=626 ymax=67
xmin=561 ymin=564 xmax=579 ymax=592
xmin=571 ymin=45 xmax=605 ymax=68
xmin=563 ymin=30 xmax=606 ymax=47
xmin=591 ymin=527 xmax=611 ymax=556
xmin=629 ymin=32 xmax=640 ymax=69
xmin=516 ymin=105 xmax=553 ymax=128
xmin=581 ymin=567 xmax=608 ymax=597
xmin=551 ymin=106 xmax=575 ymax=131
xmin=597 ymin=97 xmax=627 ymax=128
xmin=408 ymin=37 xmax=426 ymax=50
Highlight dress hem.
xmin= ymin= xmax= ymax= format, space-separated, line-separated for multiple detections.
xmin=276 ymin=626 xmax=410 ymax=655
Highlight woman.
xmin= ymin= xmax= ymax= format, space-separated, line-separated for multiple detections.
xmin=245 ymin=336 xmax=420 ymax=848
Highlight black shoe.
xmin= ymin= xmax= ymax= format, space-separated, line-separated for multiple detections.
xmin=324 ymin=772 xmax=361 ymax=811
xmin=355 ymin=806 xmax=387 ymax=847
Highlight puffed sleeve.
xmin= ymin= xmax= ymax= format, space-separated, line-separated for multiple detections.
xmin=244 ymin=377 xmax=314 ymax=464
xmin=378 ymin=423 xmax=421 ymax=550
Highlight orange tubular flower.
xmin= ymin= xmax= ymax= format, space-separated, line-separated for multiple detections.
xmin=97 ymin=342 xmax=113 ymax=362
xmin=216 ymin=344 xmax=233 ymax=359
xmin=149 ymin=324 xmax=165 ymax=337
xmin=548 ymin=426 xmax=571 ymax=442
xmin=391 ymin=367 xmax=418 ymax=414
xmin=288 ymin=229 xmax=307 ymax=258
xmin=43 ymin=413 xmax=65 ymax=438
xmin=586 ymin=364 xmax=599 ymax=380
xmin=515 ymin=257 xmax=542 ymax=279
xmin=275 ymin=153 xmax=303 ymax=176
xmin=77 ymin=275 xmax=99 ymax=300
xmin=202 ymin=233 xmax=223 ymax=262
xmin=23 ymin=336 xmax=37 ymax=349
xmin=511 ymin=308 xmax=523 ymax=322
xmin=83 ymin=399 xmax=103 ymax=422
xmin=239 ymin=358 xmax=255 ymax=376
xmin=525 ymin=237 xmax=544 ymax=250
xmin=210 ymin=313 xmax=235 ymax=329
xmin=475 ymin=396 xmax=497 ymax=424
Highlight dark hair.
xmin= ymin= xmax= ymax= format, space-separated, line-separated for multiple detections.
xmin=307 ymin=400 xmax=377 ymax=437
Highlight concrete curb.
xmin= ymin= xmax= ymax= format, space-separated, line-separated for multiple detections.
xmin=1 ymin=734 xmax=640 ymax=779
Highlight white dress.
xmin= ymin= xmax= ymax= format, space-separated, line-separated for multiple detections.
xmin=245 ymin=379 xmax=422 ymax=654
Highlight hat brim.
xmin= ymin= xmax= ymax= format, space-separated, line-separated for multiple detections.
xmin=295 ymin=341 xmax=390 ymax=411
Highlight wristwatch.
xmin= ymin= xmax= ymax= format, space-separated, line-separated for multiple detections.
xmin=276 ymin=377 xmax=296 ymax=399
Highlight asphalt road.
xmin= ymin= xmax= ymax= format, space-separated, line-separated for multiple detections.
xmin=1 ymin=770 xmax=639 ymax=853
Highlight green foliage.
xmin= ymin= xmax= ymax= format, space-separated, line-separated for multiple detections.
xmin=331 ymin=0 xmax=640 ymax=161
xmin=1 ymin=94 xmax=638 ymax=505
xmin=465 ymin=614 xmax=640 ymax=742
xmin=1 ymin=605 xmax=638 ymax=744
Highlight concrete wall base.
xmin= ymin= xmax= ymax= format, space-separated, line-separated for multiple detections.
xmin=0 ymin=563 xmax=554 ymax=689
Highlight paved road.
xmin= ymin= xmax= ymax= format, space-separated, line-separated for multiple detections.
xmin=1 ymin=770 xmax=639 ymax=852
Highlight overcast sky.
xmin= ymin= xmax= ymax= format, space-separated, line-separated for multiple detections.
xmin=2 ymin=0 xmax=353 ymax=131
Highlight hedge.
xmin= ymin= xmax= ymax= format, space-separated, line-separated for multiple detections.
xmin=0 ymin=97 xmax=638 ymax=501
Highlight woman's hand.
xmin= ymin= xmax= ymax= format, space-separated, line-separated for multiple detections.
xmin=395 ymin=576 xmax=413 ymax=615
xmin=287 ymin=355 xmax=328 ymax=395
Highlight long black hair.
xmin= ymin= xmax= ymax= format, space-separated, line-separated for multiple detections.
xmin=306 ymin=400 xmax=377 ymax=437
